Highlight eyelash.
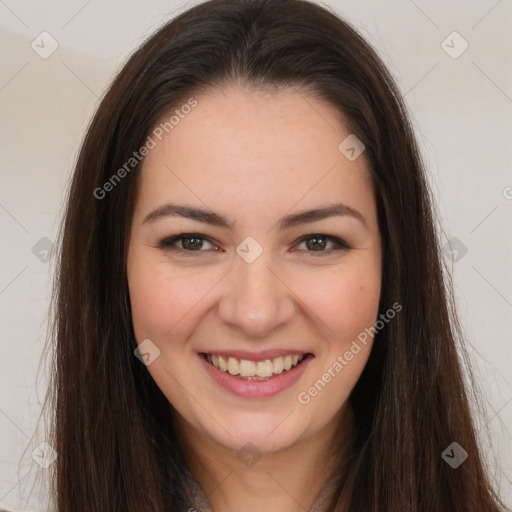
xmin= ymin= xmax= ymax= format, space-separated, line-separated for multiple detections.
xmin=158 ymin=233 xmax=351 ymax=257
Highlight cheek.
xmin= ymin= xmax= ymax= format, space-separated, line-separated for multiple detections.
xmin=296 ymin=270 xmax=380 ymax=420
xmin=127 ymin=255 xmax=182 ymax=340
xmin=127 ymin=255 xmax=220 ymax=341
xmin=292 ymin=265 xmax=381 ymax=342
xmin=336 ymin=278 xmax=381 ymax=337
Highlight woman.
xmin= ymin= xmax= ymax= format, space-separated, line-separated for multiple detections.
xmin=36 ymin=0 xmax=505 ymax=510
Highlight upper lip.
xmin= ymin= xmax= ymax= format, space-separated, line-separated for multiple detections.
xmin=200 ymin=349 xmax=311 ymax=361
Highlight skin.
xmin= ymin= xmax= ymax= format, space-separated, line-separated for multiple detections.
xmin=127 ymin=86 xmax=382 ymax=512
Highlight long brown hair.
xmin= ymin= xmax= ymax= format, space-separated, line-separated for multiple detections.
xmin=36 ymin=0 xmax=505 ymax=509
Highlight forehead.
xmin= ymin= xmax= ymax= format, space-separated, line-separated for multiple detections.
xmin=135 ymin=86 xmax=374 ymax=221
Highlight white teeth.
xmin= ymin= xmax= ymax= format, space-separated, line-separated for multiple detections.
xmin=256 ymin=360 xmax=273 ymax=378
xmin=227 ymin=357 xmax=239 ymax=375
xmin=206 ymin=353 xmax=305 ymax=378
xmin=239 ymin=359 xmax=256 ymax=377
xmin=273 ymin=357 xmax=284 ymax=374
xmin=218 ymin=355 xmax=228 ymax=372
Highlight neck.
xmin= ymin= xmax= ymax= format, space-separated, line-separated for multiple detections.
xmin=174 ymin=405 xmax=352 ymax=512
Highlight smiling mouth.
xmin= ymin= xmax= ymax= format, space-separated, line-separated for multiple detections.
xmin=203 ymin=353 xmax=307 ymax=381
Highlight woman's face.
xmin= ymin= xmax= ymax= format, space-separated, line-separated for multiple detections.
xmin=127 ymin=86 xmax=382 ymax=454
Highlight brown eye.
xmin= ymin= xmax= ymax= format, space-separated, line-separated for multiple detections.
xmin=304 ymin=235 xmax=327 ymax=251
xmin=295 ymin=234 xmax=350 ymax=256
xmin=180 ymin=235 xmax=204 ymax=250
xmin=159 ymin=234 xmax=217 ymax=252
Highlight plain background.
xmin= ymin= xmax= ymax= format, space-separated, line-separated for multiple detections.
xmin=0 ymin=0 xmax=511 ymax=509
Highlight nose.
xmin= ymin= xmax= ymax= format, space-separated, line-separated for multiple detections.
xmin=217 ymin=248 xmax=296 ymax=338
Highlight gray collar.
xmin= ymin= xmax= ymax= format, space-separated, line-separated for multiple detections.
xmin=181 ymin=467 xmax=340 ymax=512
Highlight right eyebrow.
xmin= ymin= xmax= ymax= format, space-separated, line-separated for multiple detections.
xmin=142 ymin=203 xmax=234 ymax=228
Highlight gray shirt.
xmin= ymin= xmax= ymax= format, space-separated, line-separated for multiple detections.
xmin=180 ymin=467 xmax=340 ymax=512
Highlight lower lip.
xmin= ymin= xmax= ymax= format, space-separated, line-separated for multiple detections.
xmin=199 ymin=354 xmax=313 ymax=399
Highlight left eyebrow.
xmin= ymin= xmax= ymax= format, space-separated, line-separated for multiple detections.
xmin=278 ymin=202 xmax=368 ymax=230
xmin=142 ymin=201 xmax=368 ymax=230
